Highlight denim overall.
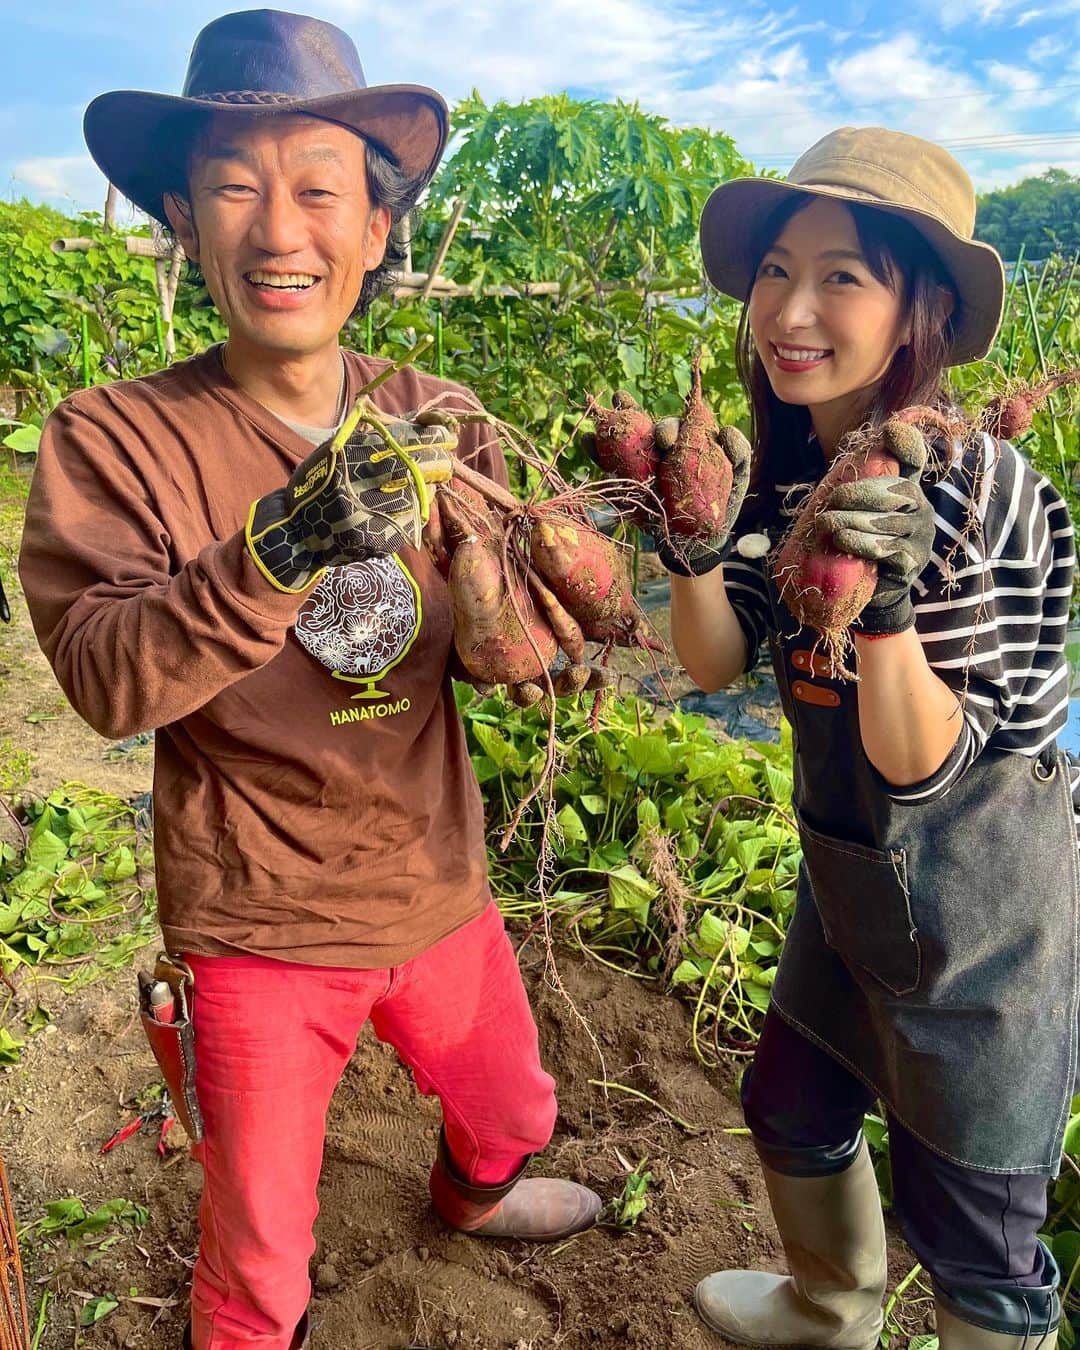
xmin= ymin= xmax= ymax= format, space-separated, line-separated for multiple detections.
xmin=763 ymin=576 xmax=1080 ymax=1177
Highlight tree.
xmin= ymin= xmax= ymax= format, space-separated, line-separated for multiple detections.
xmin=416 ymin=93 xmax=753 ymax=288
xmin=374 ymin=95 xmax=757 ymax=467
xmin=975 ymin=169 xmax=1080 ymax=261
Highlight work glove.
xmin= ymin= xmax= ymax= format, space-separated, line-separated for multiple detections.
xmin=652 ymin=417 xmax=752 ymax=578
xmin=246 ymin=412 xmax=455 ymax=593
xmin=815 ymin=422 xmax=935 ymax=636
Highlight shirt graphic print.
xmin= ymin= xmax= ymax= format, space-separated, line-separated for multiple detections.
xmin=294 ymin=557 xmax=422 ymax=698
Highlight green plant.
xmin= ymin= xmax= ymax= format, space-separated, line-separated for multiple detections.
xmin=21 ymin=1197 xmax=148 ymax=1273
xmin=862 ymin=1113 xmax=894 ymax=1212
xmin=462 ymin=686 xmax=800 ymax=1059
xmin=343 ymin=93 xmax=753 ymax=484
xmin=0 ymin=200 xmax=225 ymax=419
xmin=0 ymin=784 xmax=157 ymax=1061
xmin=0 ymin=740 xmax=34 ymax=796
xmin=879 ymin=1263 xmax=935 ymax=1349
xmin=976 ymin=170 xmax=1080 ymax=261
xmin=1039 ymin=1096 xmax=1080 ymax=1347
xmin=952 ymin=250 xmax=1079 ymax=547
xmin=602 ymin=1158 xmax=654 ymax=1230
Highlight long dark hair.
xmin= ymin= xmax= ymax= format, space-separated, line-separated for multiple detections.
xmin=735 ymin=193 xmax=959 ymax=530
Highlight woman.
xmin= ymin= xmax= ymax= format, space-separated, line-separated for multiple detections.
xmin=637 ymin=127 xmax=1076 ymax=1348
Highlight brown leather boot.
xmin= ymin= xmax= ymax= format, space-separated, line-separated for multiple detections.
xmin=429 ymin=1129 xmax=601 ymax=1241
xmin=181 ymin=1309 xmax=310 ymax=1348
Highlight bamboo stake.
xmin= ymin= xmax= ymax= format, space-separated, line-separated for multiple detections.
xmin=165 ymin=242 xmax=183 ymax=356
xmin=50 ymin=238 xmax=700 ymax=305
xmin=398 ymin=279 xmax=564 ymax=299
xmin=103 ymin=183 xmax=119 ymax=232
xmin=420 ymin=198 xmax=466 ymax=301
xmin=151 ymin=226 xmax=184 ymax=360
xmin=0 ymin=1154 xmax=30 ymax=1350
xmin=80 ymin=314 xmax=91 ymax=389
xmin=127 ymin=237 xmax=170 ymax=259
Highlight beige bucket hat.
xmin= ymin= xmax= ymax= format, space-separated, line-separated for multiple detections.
xmin=699 ymin=126 xmax=1005 ymax=365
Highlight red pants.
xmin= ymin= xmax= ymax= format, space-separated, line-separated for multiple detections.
xmin=185 ymin=902 xmax=557 ymax=1349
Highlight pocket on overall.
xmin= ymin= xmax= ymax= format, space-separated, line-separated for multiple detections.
xmin=798 ymin=816 xmax=921 ymax=997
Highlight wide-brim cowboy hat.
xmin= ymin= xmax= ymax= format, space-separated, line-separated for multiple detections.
xmin=84 ymin=8 xmax=449 ymax=225
xmin=699 ymin=126 xmax=1005 ymax=365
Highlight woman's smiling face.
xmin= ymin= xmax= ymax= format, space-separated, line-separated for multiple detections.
xmin=748 ymin=196 xmax=911 ymax=436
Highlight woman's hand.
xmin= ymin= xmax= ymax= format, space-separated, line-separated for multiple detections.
xmin=818 ymin=474 xmax=935 ymax=635
xmin=815 ymin=423 xmax=935 ymax=635
xmin=652 ymin=416 xmax=753 ymax=577
xmin=816 ymin=423 xmax=962 ymax=787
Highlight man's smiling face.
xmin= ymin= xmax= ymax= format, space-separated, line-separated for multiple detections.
xmin=165 ymin=112 xmax=390 ymax=362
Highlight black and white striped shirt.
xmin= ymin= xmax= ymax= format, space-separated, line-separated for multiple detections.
xmin=723 ymin=433 xmax=1078 ymax=811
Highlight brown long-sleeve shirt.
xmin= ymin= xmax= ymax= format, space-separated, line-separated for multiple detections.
xmin=19 ymin=346 xmax=507 ymax=966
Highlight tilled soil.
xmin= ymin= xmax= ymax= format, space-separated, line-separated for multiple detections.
xmin=4 ymin=943 xmax=922 ymax=1349
xmin=1 ymin=472 xmax=921 ymax=1348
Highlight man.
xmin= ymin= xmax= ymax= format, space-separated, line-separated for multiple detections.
xmin=19 ymin=12 xmax=599 ymax=1349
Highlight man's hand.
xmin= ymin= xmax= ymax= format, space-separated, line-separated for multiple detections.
xmin=816 ymin=424 xmax=935 ymax=636
xmin=653 ymin=418 xmax=752 ymax=578
xmin=246 ymin=414 xmax=455 ymax=593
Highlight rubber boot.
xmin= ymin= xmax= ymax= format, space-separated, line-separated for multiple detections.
xmin=694 ymin=1138 xmax=887 ymax=1348
xmin=934 ymin=1252 xmax=1061 ymax=1350
xmin=181 ymin=1308 xmax=310 ymax=1348
xmin=936 ymin=1305 xmax=1059 ymax=1350
xmin=428 ymin=1128 xmax=601 ymax=1241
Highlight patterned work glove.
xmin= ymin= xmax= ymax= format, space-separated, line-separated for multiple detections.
xmin=653 ymin=418 xmax=753 ymax=578
xmin=246 ymin=413 xmax=455 ymax=593
xmin=815 ymin=422 xmax=935 ymax=636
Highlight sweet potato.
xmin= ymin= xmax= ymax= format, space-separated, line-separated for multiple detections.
xmin=527 ymin=568 xmax=586 ymax=664
xmin=528 ymin=511 xmax=661 ymax=650
xmin=981 ymin=368 xmax=1080 ymax=440
xmin=442 ymin=496 xmax=559 ymax=685
xmin=771 ymin=427 xmax=915 ymax=641
xmin=656 ymin=357 xmax=746 ymax=540
xmin=551 ymin=663 xmax=593 ymax=698
xmin=586 ymin=390 xmax=658 ymax=483
xmin=423 ymin=494 xmax=451 ymax=577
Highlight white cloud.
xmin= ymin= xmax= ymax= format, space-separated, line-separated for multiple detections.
xmin=10 ymin=154 xmax=107 ymax=206
xmin=922 ymin=0 xmax=1078 ymax=25
xmin=982 ymin=60 xmax=1062 ymax=105
xmin=928 ymin=0 xmax=1018 ymax=28
xmin=651 ymin=44 xmax=842 ymax=161
xmin=964 ymin=153 xmax=1080 ymax=188
xmin=311 ymin=0 xmax=849 ymax=168
xmin=827 ymin=34 xmax=1012 ymax=139
xmin=315 ymin=0 xmax=737 ymax=102
xmin=1027 ymin=33 xmax=1068 ymax=60
xmin=8 ymin=0 xmax=1078 ymax=214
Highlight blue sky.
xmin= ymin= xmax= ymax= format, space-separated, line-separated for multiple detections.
xmin=4 ymin=0 xmax=1080 ymax=220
